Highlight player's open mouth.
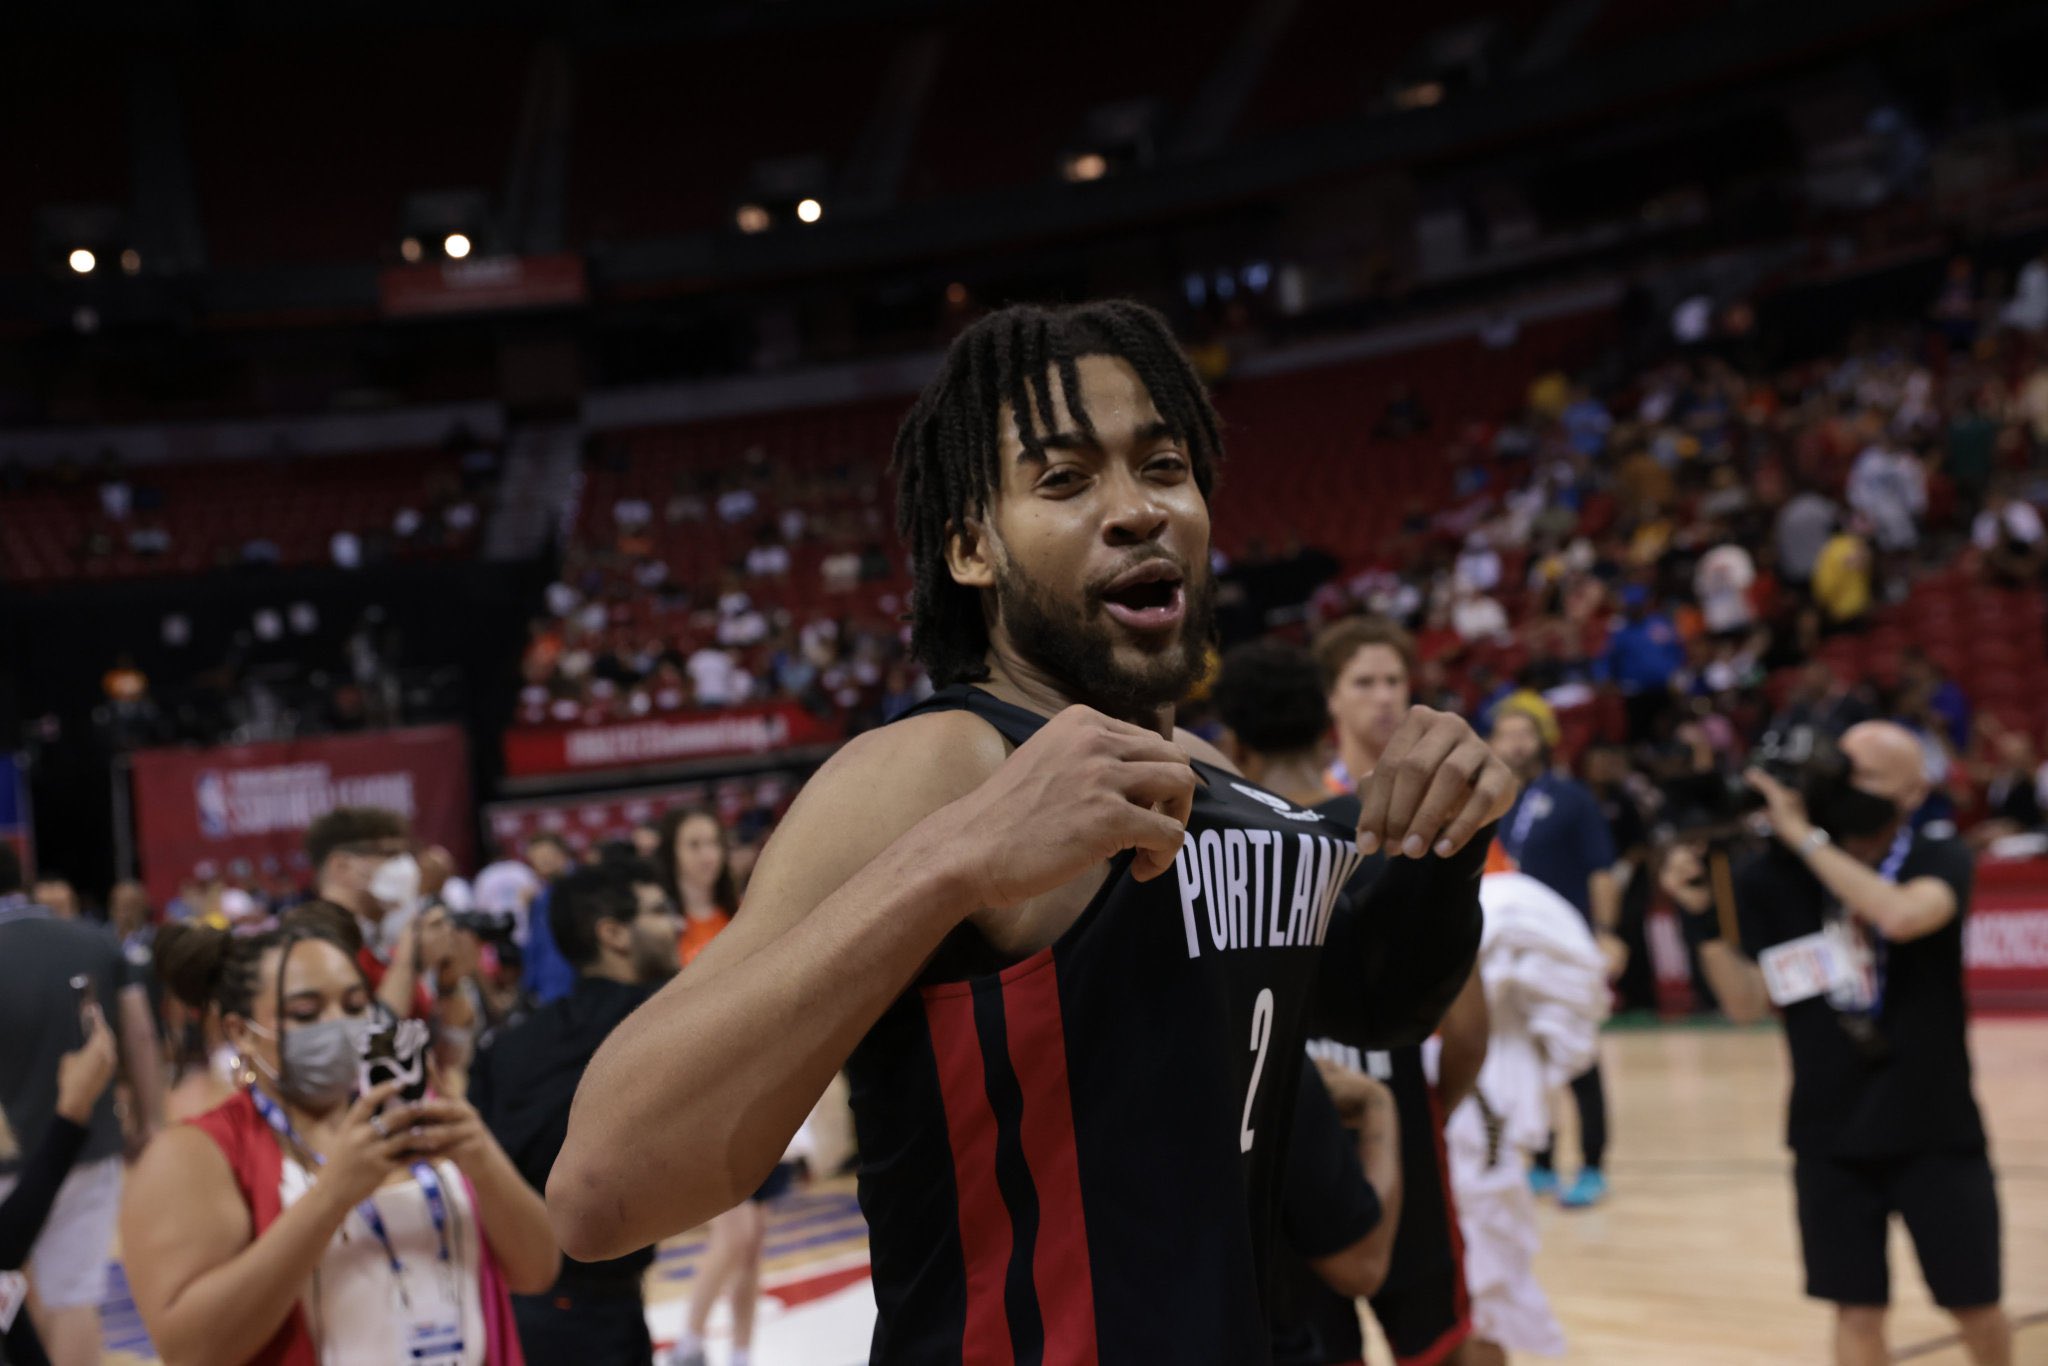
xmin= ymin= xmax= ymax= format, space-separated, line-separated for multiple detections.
xmin=1099 ymin=561 xmax=1186 ymax=633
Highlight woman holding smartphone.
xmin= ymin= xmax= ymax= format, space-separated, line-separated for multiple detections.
xmin=121 ymin=908 xmax=558 ymax=1366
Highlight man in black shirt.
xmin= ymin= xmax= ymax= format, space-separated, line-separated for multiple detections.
xmin=471 ymin=860 xmax=681 ymax=1366
xmin=1677 ymin=721 xmax=2011 ymax=1366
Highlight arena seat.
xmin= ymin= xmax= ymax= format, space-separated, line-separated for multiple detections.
xmin=0 ymin=447 xmax=474 ymax=584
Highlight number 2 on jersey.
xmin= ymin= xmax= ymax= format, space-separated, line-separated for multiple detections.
xmin=1239 ymin=988 xmax=1275 ymax=1154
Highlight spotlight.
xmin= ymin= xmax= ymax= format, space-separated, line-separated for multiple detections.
xmin=400 ymin=236 xmax=423 ymax=263
xmin=1063 ymin=152 xmax=1108 ymax=183
xmin=67 ymin=248 xmax=96 ymax=275
xmin=795 ymin=198 xmax=823 ymax=225
xmin=444 ymin=232 xmax=472 ymax=260
xmin=735 ymin=204 xmax=771 ymax=234
xmin=120 ymin=248 xmax=141 ymax=275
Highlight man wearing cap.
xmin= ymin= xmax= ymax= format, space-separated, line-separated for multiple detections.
xmin=1488 ymin=704 xmax=1623 ymax=1208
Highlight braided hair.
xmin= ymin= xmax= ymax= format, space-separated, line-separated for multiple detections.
xmin=891 ymin=300 xmax=1225 ymax=688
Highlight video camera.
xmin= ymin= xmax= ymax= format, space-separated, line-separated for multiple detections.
xmin=1659 ymin=726 xmax=1899 ymax=846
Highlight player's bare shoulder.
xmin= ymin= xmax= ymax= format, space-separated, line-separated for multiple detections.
xmin=760 ymin=707 xmax=1009 ymax=878
xmin=1175 ymin=726 xmax=1242 ymax=776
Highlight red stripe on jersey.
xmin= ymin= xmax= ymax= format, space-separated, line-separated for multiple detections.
xmin=999 ymin=952 xmax=1101 ymax=1366
xmin=1425 ymin=1080 xmax=1473 ymax=1329
xmin=923 ymin=987 xmax=1017 ymax=1366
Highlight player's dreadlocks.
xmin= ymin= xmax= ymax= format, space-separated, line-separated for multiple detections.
xmin=891 ymin=300 xmax=1224 ymax=688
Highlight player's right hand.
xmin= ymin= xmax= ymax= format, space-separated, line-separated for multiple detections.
xmin=950 ymin=705 xmax=1197 ymax=908
xmin=1354 ymin=706 xmax=1516 ymax=859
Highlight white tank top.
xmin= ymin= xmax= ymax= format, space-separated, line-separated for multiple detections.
xmin=279 ymin=1156 xmax=490 ymax=1366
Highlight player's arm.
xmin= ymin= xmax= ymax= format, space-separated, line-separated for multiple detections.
xmin=1305 ymin=1065 xmax=1403 ymax=1298
xmin=1435 ymin=966 xmax=1488 ymax=1113
xmin=549 ymin=706 xmax=1197 ymax=1261
xmin=1334 ymin=707 xmax=1516 ymax=1045
xmin=1322 ymin=831 xmax=1494 ymax=1048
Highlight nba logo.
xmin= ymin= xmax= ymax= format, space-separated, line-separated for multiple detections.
xmin=195 ymin=770 xmax=230 ymax=839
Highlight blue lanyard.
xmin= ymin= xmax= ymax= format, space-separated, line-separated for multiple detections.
xmin=1505 ymin=777 xmax=1549 ymax=857
xmin=247 ymin=1087 xmax=450 ymax=1295
xmin=1833 ymin=827 xmax=1914 ymax=1019
xmin=1861 ymin=826 xmax=1914 ymax=1018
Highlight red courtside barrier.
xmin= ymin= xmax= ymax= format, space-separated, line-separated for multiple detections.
xmin=1966 ymin=859 xmax=2048 ymax=1014
xmin=501 ymin=701 xmax=845 ymax=780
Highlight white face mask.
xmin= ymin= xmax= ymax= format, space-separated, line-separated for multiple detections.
xmin=368 ymin=853 xmax=421 ymax=912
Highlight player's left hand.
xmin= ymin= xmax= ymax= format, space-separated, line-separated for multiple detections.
xmin=1744 ymin=767 xmax=1813 ymax=848
xmin=1355 ymin=707 xmax=1517 ymax=859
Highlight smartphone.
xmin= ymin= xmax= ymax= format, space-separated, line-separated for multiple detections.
xmin=356 ymin=1017 xmax=430 ymax=1106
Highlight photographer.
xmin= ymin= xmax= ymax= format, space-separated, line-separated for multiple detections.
xmin=1665 ymin=721 xmax=2011 ymax=1366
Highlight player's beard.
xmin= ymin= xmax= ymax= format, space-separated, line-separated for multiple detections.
xmin=993 ymin=552 xmax=1215 ymax=726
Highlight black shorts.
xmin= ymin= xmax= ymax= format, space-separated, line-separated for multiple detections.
xmin=1793 ymin=1150 xmax=2002 ymax=1309
xmin=1369 ymin=1273 xmax=1470 ymax=1365
xmin=1368 ymin=1070 xmax=1470 ymax=1366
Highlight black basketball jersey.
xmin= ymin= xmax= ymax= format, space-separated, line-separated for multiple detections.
xmin=845 ymin=687 xmax=1486 ymax=1366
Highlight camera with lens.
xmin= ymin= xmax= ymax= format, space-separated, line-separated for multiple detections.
xmin=1659 ymin=726 xmax=1899 ymax=846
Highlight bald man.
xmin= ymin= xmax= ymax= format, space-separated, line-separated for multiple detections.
xmin=1667 ymin=721 xmax=2010 ymax=1366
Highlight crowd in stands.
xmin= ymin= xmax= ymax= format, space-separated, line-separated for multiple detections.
xmin=1296 ymin=310 xmax=2048 ymax=832
xmin=517 ymin=433 xmax=930 ymax=733
xmin=0 ymin=424 xmax=501 ymax=585
xmin=512 ymin=261 xmax=2048 ymax=864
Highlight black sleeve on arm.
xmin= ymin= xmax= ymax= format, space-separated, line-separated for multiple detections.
xmin=1913 ymin=837 xmax=1975 ymax=915
xmin=1280 ymin=1067 xmax=1382 ymax=1259
xmin=1313 ymin=822 xmax=1493 ymax=1048
xmin=0 ymin=1117 xmax=89 ymax=1269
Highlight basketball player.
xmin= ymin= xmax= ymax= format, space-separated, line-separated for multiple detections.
xmin=550 ymin=301 xmax=1517 ymax=1364
xmin=1270 ymin=623 xmax=1490 ymax=1366
xmin=1320 ymin=615 xmax=1414 ymax=800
